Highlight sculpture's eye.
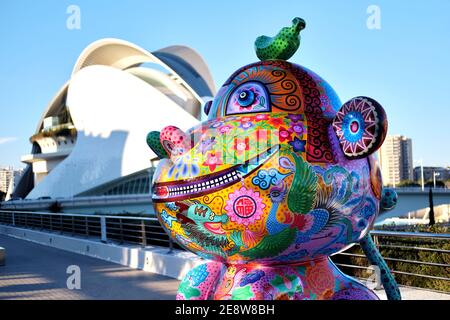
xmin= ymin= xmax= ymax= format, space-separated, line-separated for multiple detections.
xmin=226 ymin=82 xmax=270 ymax=115
xmin=237 ymin=90 xmax=255 ymax=107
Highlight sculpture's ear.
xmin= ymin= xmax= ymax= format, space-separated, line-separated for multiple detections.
xmin=146 ymin=131 xmax=168 ymax=159
xmin=380 ymin=188 xmax=398 ymax=211
xmin=332 ymin=97 xmax=388 ymax=159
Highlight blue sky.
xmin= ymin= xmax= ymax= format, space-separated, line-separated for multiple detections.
xmin=0 ymin=0 xmax=449 ymax=169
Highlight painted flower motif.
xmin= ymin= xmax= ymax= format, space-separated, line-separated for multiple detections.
xmin=287 ymin=114 xmax=304 ymax=123
xmin=198 ymin=136 xmax=216 ymax=154
xmin=239 ymin=121 xmax=254 ymax=130
xmin=224 ymin=187 xmax=265 ymax=226
xmin=268 ymin=117 xmax=284 ymax=127
xmin=225 ymin=115 xmax=238 ymax=121
xmin=255 ymin=114 xmax=269 ymax=121
xmin=289 ymin=122 xmax=305 ymax=135
xmin=305 ymin=262 xmax=335 ymax=295
xmin=210 ymin=120 xmax=223 ymax=129
xmin=233 ymin=137 xmax=250 ymax=156
xmin=202 ymin=151 xmax=223 ymax=171
xmin=288 ymin=137 xmax=306 ymax=153
xmin=240 ymin=116 xmax=252 ymax=123
xmin=218 ymin=124 xmax=233 ymax=134
xmin=277 ymin=127 xmax=292 ymax=142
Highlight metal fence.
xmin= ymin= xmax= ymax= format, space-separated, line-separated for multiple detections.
xmin=394 ymin=187 xmax=450 ymax=193
xmin=332 ymin=230 xmax=450 ymax=292
xmin=0 ymin=210 xmax=176 ymax=251
xmin=1 ymin=210 xmax=449 ymax=292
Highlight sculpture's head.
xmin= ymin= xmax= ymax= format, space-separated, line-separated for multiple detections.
xmin=147 ymin=18 xmax=390 ymax=264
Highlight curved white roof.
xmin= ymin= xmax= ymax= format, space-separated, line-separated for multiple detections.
xmin=35 ymin=81 xmax=69 ymax=134
xmin=27 ymin=64 xmax=200 ymax=198
xmin=35 ymin=38 xmax=216 ymax=135
xmin=153 ymin=45 xmax=216 ymax=97
xmin=20 ymin=38 xmax=216 ymax=199
xmin=72 ymin=38 xmax=215 ymax=99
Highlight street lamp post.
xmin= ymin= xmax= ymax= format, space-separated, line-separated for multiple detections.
xmin=414 ymin=159 xmax=424 ymax=191
xmin=433 ymin=171 xmax=440 ymax=189
xmin=420 ymin=160 xmax=424 ymax=191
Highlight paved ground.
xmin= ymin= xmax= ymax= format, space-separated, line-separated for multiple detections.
xmin=0 ymin=234 xmax=180 ymax=300
xmin=377 ymin=286 xmax=450 ymax=300
xmin=1 ymin=234 xmax=449 ymax=300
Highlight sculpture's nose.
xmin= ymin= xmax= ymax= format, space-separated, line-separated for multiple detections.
xmin=146 ymin=126 xmax=191 ymax=161
xmin=159 ymin=126 xmax=191 ymax=160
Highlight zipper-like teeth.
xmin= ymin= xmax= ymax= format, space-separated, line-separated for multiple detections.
xmin=167 ymin=171 xmax=239 ymax=196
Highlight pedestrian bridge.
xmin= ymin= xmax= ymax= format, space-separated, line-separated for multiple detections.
xmin=0 ymin=230 xmax=449 ymax=300
xmin=0 ymin=210 xmax=449 ymax=300
xmin=377 ymin=188 xmax=450 ymax=223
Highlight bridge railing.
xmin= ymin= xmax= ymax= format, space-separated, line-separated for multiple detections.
xmin=1 ymin=210 xmax=449 ymax=293
xmin=393 ymin=187 xmax=450 ymax=193
xmin=0 ymin=210 xmax=176 ymax=252
xmin=332 ymin=230 xmax=450 ymax=293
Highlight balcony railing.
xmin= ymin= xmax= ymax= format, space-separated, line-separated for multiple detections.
xmin=0 ymin=210 xmax=449 ymax=293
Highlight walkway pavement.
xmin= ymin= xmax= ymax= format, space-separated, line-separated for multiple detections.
xmin=0 ymin=234 xmax=179 ymax=300
xmin=1 ymin=234 xmax=449 ymax=300
xmin=377 ymin=286 xmax=449 ymax=300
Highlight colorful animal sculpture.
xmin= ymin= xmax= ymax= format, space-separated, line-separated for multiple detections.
xmin=147 ymin=17 xmax=401 ymax=300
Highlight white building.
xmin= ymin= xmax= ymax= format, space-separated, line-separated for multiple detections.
xmin=379 ymin=135 xmax=413 ymax=186
xmin=0 ymin=167 xmax=14 ymax=194
xmin=13 ymin=38 xmax=215 ymax=201
xmin=0 ymin=167 xmax=23 ymax=200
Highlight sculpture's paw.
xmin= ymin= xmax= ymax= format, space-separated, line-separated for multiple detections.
xmin=176 ymin=262 xmax=225 ymax=300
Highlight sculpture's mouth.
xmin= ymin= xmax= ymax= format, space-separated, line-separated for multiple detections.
xmin=152 ymin=145 xmax=279 ymax=202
